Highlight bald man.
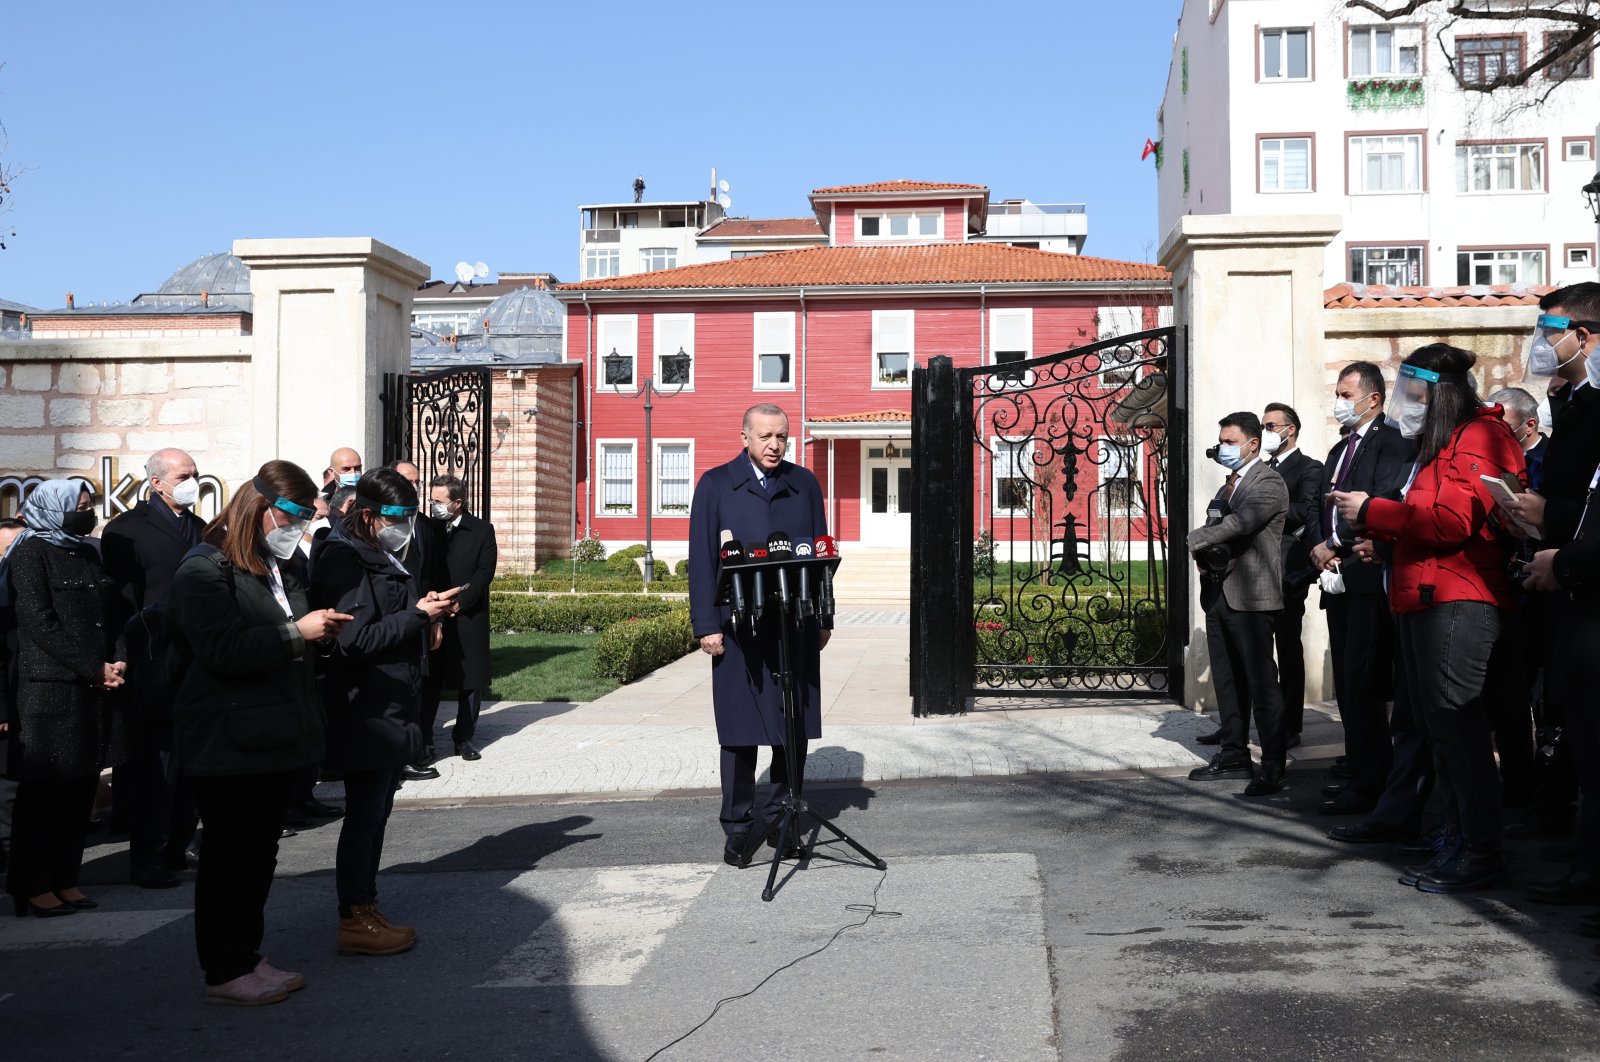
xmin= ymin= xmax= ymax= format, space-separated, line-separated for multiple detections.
xmin=102 ymin=448 xmax=209 ymax=888
xmin=322 ymin=447 xmax=363 ymax=499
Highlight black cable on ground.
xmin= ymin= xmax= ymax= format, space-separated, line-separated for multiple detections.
xmin=641 ymin=867 xmax=901 ymax=1062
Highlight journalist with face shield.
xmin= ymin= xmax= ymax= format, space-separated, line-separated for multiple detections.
xmin=1186 ymin=412 xmax=1291 ymax=796
xmin=309 ymin=468 xmax=458 ymax=957
xmin=1330 ymin=344 xmax=1525 ymax=893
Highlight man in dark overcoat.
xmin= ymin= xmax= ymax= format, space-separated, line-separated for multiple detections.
xmin=420 ymin=474 xmax=498 ymax=763
xmin=101 ymin=447 xmax=206 ymax=888
xmin=688 ymin=404 xmax=831 ymax=866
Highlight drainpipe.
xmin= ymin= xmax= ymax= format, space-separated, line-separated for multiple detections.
xmin=978 ymin=284 xmax=988 ymax=536
xmin=798 ymin=286 xmax=808 ymax=468
xmin=581 ymin=292 xmax=594 ymax=566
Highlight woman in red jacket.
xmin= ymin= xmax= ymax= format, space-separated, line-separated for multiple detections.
xmin=1330 ymin=343 xmax=1526 ymax=895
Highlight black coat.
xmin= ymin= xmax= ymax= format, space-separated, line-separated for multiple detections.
xmin=428 ymin=513 xmax=498 ymax=690
xmin=1539 ymin=381 xmax=1600 ymax=546
xmin=310 ymin=525 xmax=429 ymax=771
xmin=688 ymin=453 xmax=829 ymax=747
xmin=1274 ymin=448 xmax=1324 ymax=580
xmin=1316 ymin=418 xmax=1415 ymax=597
xmin=5 ymin=536 xmax=129 ymax=780
xmin=100 ymin=499 xmax=205 ymax=735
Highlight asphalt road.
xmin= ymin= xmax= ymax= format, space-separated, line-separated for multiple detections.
xmin=7 ymin=772 xmax=1600 ymax=1061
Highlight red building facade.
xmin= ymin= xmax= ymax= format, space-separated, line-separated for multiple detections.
xmin=557 ymin=181 xmax=1170 ymax=555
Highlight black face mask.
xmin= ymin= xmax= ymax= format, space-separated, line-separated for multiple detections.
xmin=62 ymin=510 xmax=98 ymax=536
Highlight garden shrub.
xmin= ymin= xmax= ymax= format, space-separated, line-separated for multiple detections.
xmin=591 ymin=609 xmax=696 ymax=683
xmin=489 ymin=593 xmax=677 ymax=633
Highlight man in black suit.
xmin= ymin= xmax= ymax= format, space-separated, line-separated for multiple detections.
xmin=419 ymin=474 xmax=498 ymax=764
xmin=101 ymin=448 xmax=207 ymax=888
xmin=1309 ymin=362 xmax=1415 ymax=816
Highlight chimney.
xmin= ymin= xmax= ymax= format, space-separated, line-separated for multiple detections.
xmin=66 ymin=292 xmax=75 ymax=309
xmin=201 ymin=289 xmax=210 ymax=307
xmin=533 ymin=276 xmax=546 ymax=290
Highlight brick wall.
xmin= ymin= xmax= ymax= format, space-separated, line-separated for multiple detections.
xmin=483 ymin=365 xmax=578 ymax=573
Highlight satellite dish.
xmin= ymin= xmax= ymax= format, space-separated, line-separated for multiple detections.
xmin=717 ymin=193 xmax=732 ymax=210
xmin=718 ymin=179 xmax=730 ymax=193
xmin=474 ymin=261 xmax=490 ymax=279
xmin=454 ymin=261 xmax=474 ymax=284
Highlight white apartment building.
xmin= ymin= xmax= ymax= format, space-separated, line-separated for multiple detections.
xmin=578 ymin=198 xmax=727 ymax=281
xmin=1158 ymin=0 xmax=1599 ymax=289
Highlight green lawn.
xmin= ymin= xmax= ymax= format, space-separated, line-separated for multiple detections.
xmin=486 ymin=632 xmax=620 ymax=703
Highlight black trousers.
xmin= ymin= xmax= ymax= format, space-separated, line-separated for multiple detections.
xmin=336 ymin=767 xmax=400 ymax=915
xmin=191 ymin=770 xmax=296 ymax=986
xmin=1273 ymin=580 xmax=1310 ymax=737
xmin=1202 ymin=584 xmax=1286 ymax=769
xmin=1556 ymin=696 xmax=1600 ymax=875
xmin=1325 ymin=592 xmax=1395 ymax=799
xmin=720 ymin=744 xmax=807 ymax=837
xmin=1397 ymin=602 xmax=1504 ymax=849
xmin=420 ymin=682 xmax=482 ymax=749
xmin=6 ymin=776 xmax=98 ymax=899
xmin=1484 ymin=618 xmax=1537 ymax=807
xmin=126 ymin=747 xmax=199 ymax=876
xmin=1368 ymin=640 xmax=1434 ymax=832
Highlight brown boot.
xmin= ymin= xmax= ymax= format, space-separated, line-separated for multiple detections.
xmin=338 ymin=904 xmax=416 ymax=956
xmin=368 ymin=906 xmax=415 ymax=938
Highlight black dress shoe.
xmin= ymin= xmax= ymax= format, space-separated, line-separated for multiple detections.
xmin=456 ymin=742 xmax=482 ymax=761
xmin=723 ymin=833 xmax=753 ymax=868
xmin=1525 ymin=869 xmax=1600 ymax=905
xmin=1328 ymin=821 xmax=1413 ymax=844
xmin=1418 ymin=848 xmax=1509 ymax=894
xmin=1243 ymin=768 xmax=1286 ymax=797
xmin=1318 ymin=792 xmax=1376 ymax=816
xmin=766 ymin=829 xmax=808 ymax=859
xmin=13 ymin=896 xmax=76 ymax=918
xmin=402 ymin=764 xmax=441 ymax=781
xmin=132 ymin=868 xmax=182 ymax=890
xmin=1399 ymin=836 xmax=1460 ymax=887
xmin=1321 ymin=784 xmax=1345 ymax=799
xmin=416 ymin=746 xmax=438 ymax=769
xmin=281 ymin=825 xmax=298 ymax=839
xmin=1285 ymin=733 xmax=1302 ymax=751
xmin=1327 ymin=763 xmax=1354 ymax=780
xmin=54 ymin=892 xmax=98 ymax=910
xmin=1195 ymin=728 xmax=1223 ymax=746
xmin=294 ymin=798 xmax=344 ymax=820
xmin=1188 ymin=754 xmax=1255 ymax=781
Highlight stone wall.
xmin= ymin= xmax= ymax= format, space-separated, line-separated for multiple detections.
xmin=483 ymin=364 xmax=579 ymax=573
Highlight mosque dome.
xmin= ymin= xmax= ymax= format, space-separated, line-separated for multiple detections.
xmin=157 ymin=252 xmax=250 ymax=297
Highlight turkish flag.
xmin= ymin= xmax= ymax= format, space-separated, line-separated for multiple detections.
xmin=1140 ymin=138 xmax=1157 ymax=161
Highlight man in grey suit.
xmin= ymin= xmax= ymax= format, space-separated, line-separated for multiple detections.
xmin=1187 ymin=411 xmax=1291 ymax=795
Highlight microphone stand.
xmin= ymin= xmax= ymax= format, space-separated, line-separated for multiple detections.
xmin=718 ymin=553 xmax=886 ymax=901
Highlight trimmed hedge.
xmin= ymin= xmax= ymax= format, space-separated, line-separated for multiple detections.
xmin=592 ymin=608 xmax=697 ymax=683
xmin=605 ymin=544 xmax=647 ymax=575
xmin=489 ymin=594 xmax=678 ymax=633
xmin=524 ymin=577 xmax=688 ymax=593
xmin=674 ymin=558 xmax=691 ymax=578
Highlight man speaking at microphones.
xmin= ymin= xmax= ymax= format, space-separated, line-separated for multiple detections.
xmin=689 ymin=403 xmax=832 ymax=867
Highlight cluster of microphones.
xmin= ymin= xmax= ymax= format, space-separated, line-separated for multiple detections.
xmin=718 ymin=530 xmax=838 ymax=631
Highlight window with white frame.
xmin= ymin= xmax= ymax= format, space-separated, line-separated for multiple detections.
xmin=754 ymin=311 xmax=796 ymax=389
xmin=1456 ymin=142 xmax=1544 ymax=193
xmin=989 ymin=307 xmax=1032 ymax=384
xmin=1350 ymin=245 xmax=1424 ymax=285
xmin=1099 ymin=437 xmax=1143 ymax=517
xmin=653 ymin=313 xmax=694 ymax=388
xmin=597 ymin=314 xmax=638 ymax=387
xmin=992 ymin=438 xmax=1033 ymax=515
xmin=872 ymin=310 xmax=913 ymax=387
xmin=599 ymin=441 xmax=636 ymax=515
xmin=1456 ymin=35 xmax=1524 ymax=87
xmin=654 ymin=441 xmax=693 ymax=515
xmin=1568 ymin=246 xmax=1595 ymax=270
xmin=1098 ymin=305 xmax=1145 ymax=383
xmin=1546 ymin=31 xmax=1595 ymax=81
xmin=857 ymin=210 xmax=943 ymax=240
xmin=413 ymin=311 xmax=476 ymax=336
xmin=640 ymin=247 xmax=677 ymax=272
xmin=1349 ymin=24 xmax=1422 ymax=76
xmin=1457 ymin=248 xmax=1546 ymax=286
xmin=584 ymin=248 xmax=621 ymax=280
xmin=1566 ymin=138 xmax=1595 ymax=162
xmin=1261 ymin=28 xmax=1310 ymax=80
xmin=1260 ymin=136 xmax=1312 ymax=191
xmin=1349 ymin=133 xmax=1423 ymax=193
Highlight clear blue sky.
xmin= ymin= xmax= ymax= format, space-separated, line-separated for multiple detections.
xmin=0 ymin=1 xmax=1180 ymax=308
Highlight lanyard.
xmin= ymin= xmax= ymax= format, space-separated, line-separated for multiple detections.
xmin=264 ymin=557 xmax=293 ymax=618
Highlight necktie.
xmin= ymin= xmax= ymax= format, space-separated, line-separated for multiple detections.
xmin=762 ymin=475 xmax=776 ymax=496
xmin=1267 ymin=456 xmax=1279 ymax=468
xmin=1333 ymin=431 xmax=1360 ymax=487
xmin=1221 ymin=472 xmax=1239 ymax=501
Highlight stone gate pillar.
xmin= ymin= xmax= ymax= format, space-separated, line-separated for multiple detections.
xmin=236 ymin=237 xmax=428 ymax=480
xmin=1158 ymin=215 xmax=1342 ymax=711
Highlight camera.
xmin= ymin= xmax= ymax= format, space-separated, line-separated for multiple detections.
xmin=1195 ymin=498 xmax=1232 ymax=574
xmin=1204 ymin=445 xmax=1220 ymax=462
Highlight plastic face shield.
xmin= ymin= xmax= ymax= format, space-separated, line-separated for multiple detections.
xmin=252 ymin=476 xmax=316 ymax=527
xmin=1386 ymin=364 xmax=1437 ymax=435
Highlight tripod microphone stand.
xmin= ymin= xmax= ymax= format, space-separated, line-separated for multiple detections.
xmin=718 ymin=552 xmax=887 ymax=901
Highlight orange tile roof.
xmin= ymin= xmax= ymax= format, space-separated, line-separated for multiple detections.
xmin=811 ymin=410 xmax=910 ymax=423
xmin=559 ymin=244 xmax=1168 ymax=292
xmin=811 ymin=180 xmax=988 ymax=196
xmin=698 ymin=217 xmax=825 ymax=239
xmin=1324 ymin=283 xmax=1556 ymax=309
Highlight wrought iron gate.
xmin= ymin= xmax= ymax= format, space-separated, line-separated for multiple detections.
xmin=381 ymin=367 xmax=492 ymax=515
xmin=910 ymin=326 xmax=1185 ymax=715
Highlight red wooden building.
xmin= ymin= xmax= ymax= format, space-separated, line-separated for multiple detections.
xmin=556 ymin=180 xmax=1170 ymax=555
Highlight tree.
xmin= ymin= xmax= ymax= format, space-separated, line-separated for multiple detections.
xmin=1346 ymin=1 xmax=1599 ymax=106
xmin=0 ymin=119 xmax=15 ymax=250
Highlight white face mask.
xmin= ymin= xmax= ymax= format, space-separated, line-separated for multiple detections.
xmin=1333 ymin=397 xmax=1364 ymax=427
xmin=265 ymin=521 xmax=305 ymax=559
xmin=377 ymin=519 xmax=413 ymax=555
xmin=429 ymin=501 xmax=453 ymax=520
xmin=1261 ymin=430 xmax=1283 ymax=455
xmin=167 ymin=477 xmax=200 ymax=509
xmin=1399 ymin=403 xmax=1428 ymax=439
xmin=1587 ymin=345 xmax=1600 ymax=391
xmin=1215 ymin=443 xmax=1245 ymax=470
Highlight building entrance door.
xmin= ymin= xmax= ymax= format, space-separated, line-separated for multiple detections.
xmin=860 ymin=442 xmax=912 ymax=546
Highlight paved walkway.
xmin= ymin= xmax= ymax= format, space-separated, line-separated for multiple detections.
xmin=389 ymin=610 xmax=1344 ymax=806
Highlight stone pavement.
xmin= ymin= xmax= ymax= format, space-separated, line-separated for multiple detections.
xmin=390 ymin=609 xmax=1345 ymax=806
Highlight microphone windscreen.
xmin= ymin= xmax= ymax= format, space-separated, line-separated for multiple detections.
xmin=814 ymin=536 xmax=838 ymax=559
xmin=794 ymin=537 xmax=814 ymax=558
xmin=748 ymin=543 xmax=769 ymax=561
xmin=720 ymin=529 xmax=734 ymax=545
xmin=719 ymin=541 xmax=746 ymax=565
xmin=766 ymin=530 xmax=793 ymax=561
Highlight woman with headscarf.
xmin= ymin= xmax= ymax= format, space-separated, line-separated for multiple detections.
xmin=310 ymin=467 xmax=457 ymax=957
xmin=3 ymin=479 xmax=127 ymax=917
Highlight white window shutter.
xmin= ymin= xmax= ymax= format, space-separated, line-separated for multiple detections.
xmin=990 ymin=309 xmax=1030 ymax=354
xmin=1097 ymin=306 xmax=1141 ymax=340
xmin=875 ymin=311 xmax=912 ymax=352
xmin=598 ymin=315 xmax=638 ymax=359
xmin=756 ymin=313 xmax=794 ymax=355
xmin=656 ymin=314 xmax=694 ymax=359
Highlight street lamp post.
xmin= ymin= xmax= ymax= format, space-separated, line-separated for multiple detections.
xmin=1584 ymin=170 xmax=1600 ymax=224
xmin=604 ymin=345 xmax=691 ymax=586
